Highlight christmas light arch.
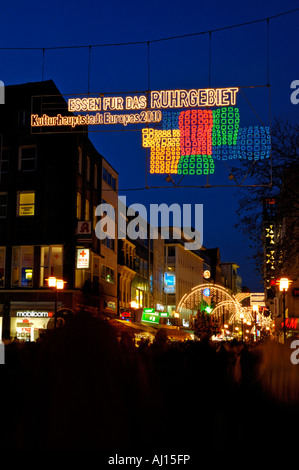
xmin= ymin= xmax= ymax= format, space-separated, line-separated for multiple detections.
xmin=177 ymin=283 xmax=243 ymax=321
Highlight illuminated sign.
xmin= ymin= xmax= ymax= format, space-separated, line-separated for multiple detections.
xmin=105 ymin=301 xmax=116 ymax=311
xmin=31 ymin=87 xmax=239 ymax=130
xmin=203 ymin=288 xmax=210 ymax=297
xmin=16 ymin=311 xmax=51 ymax=318
xmin=31 ymin=86 xmax=271 ymax=177
xmin=164 ymin=272 xmax=176 ymax=293
xmin=203 ymin=270 xmax=211 ymax=279
xmin=281 ymin=318 xmax=299 ymax=330
xmin=76 ymin=248 xmax=90 ymax=269
xmin=142 ymin=308 xmax=160 ymax=324
xmin=144 ymin=108 xmax=271 ymax=175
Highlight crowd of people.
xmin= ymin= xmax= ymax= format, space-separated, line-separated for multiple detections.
xmin=1 ymin=312 xmax=299 ymax=454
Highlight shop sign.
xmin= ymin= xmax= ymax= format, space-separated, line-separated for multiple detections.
xmin=203 ymin=288 xmax=210 ymax=297
xmin=142 ymin=308 xmax=160 ymax=324
xmin=120 ymin=311 xmax=132 ymax=321
xmin=160 ymin=312 xmax=169 ymax=317
xmin=281 ymin=318 xmax=299 ymax=330
xmin=105 ymin=300 xmax=116 ymax=311
xmin=16 ymin=310 xmax=51 ymax=318
xmin=76 ymin=248 xmax=90 ymax=269
xmin=77 ymin=221 xmax=92 ymax=242
xmin=293 ymin=288 xmax=299 ymax=297
xmin=164 ymin=272 xmax=175 ymax=293
xmin=203 ymin=270 xmax=211 ymax=279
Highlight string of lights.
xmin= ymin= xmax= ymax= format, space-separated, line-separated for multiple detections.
xmin=3 ymin=8 xmax=297 ymax=191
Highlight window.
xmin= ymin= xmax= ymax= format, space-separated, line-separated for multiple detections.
xmin=0 ymin=247 xmax=5 ymax=287
xmin=93 ymin=255 xmax=100 ymax=289
xmin=11 ymin=246 xmax=34 ymax=287
xmin=40 ymin=246 xmax=63 ymax=286
xmin=17 ymin=191 xmax=35 ymax=216
xmin=85 ymin=198 xmax=90 ymax=221
xmin=94 ymin=164 xmax=98 ymax=189
xmin=101 ymin=264 xmax=115 ymax=284
xmin=0 ymin=193 xmax=8 ymax=218
xmin=103 ymin=167 xmax=116 ymax=191
xmin=101 ymin=237 xmax=115 ymax=251
xmin=93 ymin=205 xmax=97 ymax=229
xmin=0 ymin=148 xmax=9 ymax=173
xmin=76 ymin=192 xmax=82 ymax=219
xmin=86 ymin=156 xmax=90 ymax=182
xmin=78 ymin=147 xmax=82 ymax=174
xmin=18 ymin=111 xmax=26 ymax=128
xmin=18 ymin=146 xmax=37 ymax=171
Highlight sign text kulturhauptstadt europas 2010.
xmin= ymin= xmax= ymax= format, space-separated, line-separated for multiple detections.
xmin=30 ymin=87 xmax=239 ymax=128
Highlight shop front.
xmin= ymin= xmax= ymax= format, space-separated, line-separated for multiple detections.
xmin=275 ymin=316 xmax=299 ymax=342
xmin=0 ymin=305 xmax=3 ymax=340
xmin=10 ymin=302 xmax=61 ymax=342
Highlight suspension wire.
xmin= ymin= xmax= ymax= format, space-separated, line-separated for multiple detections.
xmin=42 ymin=48 xmax=45 ymax=81
xmin=10 ymin=8 xmax=291 ymax=192
xmin=0 ymin=8 xmax=297 ymax=51
xmin=87 ymin=45 xmax=92 ymax=94
xmin=266 ymin=18 xmax=270 ymax=87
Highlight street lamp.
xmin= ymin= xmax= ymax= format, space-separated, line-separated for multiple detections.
xmin=240 ymin=312 xmax=244 ymax=342
xmin=252 ymin=304 xmax=258 ymax=342
xmin=47 ymin=276 xmax=65 ymax=328
xmin=279 ymin=277 xmax=290 ymax=344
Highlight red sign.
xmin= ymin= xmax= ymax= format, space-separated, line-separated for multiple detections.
xmin=281 ymin=318 xmax=299 ymax=330
xmin=293 ymin=288 xmax=299 ymax=297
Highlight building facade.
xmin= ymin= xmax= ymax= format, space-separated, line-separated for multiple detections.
xmin=0 ymin=80 xmax=119 ymax=340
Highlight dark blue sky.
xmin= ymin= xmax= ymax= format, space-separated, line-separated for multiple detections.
xmin=0 ymin=0 xmax=298 ymax=291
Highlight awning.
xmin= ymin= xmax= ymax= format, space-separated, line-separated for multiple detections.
xmin=109 ymin=319 xmax=192 ymax=341
xmin=109 ymin=319 xmax=157 ymax=336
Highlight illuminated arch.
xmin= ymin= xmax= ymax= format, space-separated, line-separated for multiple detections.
xmin=177 ymin=283 xmax=243 ymax=322
xmin=235 ymin=292 xmax=251 ymax=303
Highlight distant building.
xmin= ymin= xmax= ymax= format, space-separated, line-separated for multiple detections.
xmin=162 ymin=227 xmax=204 ymax=318
xmin=221 ymin=262 xmax=242 ymax=295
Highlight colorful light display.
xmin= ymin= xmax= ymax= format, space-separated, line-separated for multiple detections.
xmin=143 ymin=106 xmax=271 ymax=175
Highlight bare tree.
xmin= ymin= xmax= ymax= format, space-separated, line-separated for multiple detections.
xmin=231 ymin=119 xmax=299 ymax=282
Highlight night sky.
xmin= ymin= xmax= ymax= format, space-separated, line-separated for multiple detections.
xmin=0 ymin=0 xmax=298 ymax=291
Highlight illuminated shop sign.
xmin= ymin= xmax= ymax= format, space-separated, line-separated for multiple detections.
xmin=281 ymin=318 xmax=299 ymax=330
xmin=164 ymin=272 xmax=176 ymax=294
xmin=16 ymin=310 xmax=51 ymax=318
xmin=142 ymin=308 xmax=160 ymax=324
xmin=76 ymin=248 xmax=90 ymax=269
xmin=203 ymin=270 xmax=211 ymax=279
xmin=203 ymin=288 xmax=210 ymax=297
xmin=105 ymin=300 xmax=116 ymax=311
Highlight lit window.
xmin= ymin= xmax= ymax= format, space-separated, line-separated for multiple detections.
xmin=78 ymin=147 xmax=82 ymax=174
xmin=85 ymin=199 xmax=90 ymax=221
xmin=93 ymin=205 xmax=97 ymax=229
xmin=86 ymin=156 xmax=90 ymax=181
xmin=40 ymin=246 xmax=63 ymax=286
xmin=17 ymin=191 xmax=35 ymax=216
xmin=76 ymin=192 xmax=82 ymax=219
xmin=18 ymin=146 xmax=37 ymax=171
xmin=94 ymin=164 xmax=98 ymax=189
xmin=0 ymin=247 xmax=6 ymax=288
xmin=11 ymin=246 xmax=34 ymax=287
xmin=101 ymin=264 xmax=115 ymax=284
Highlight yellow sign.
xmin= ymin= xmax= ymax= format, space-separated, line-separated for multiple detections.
xmin=31 ymin=87 xmax=239 ymax=128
